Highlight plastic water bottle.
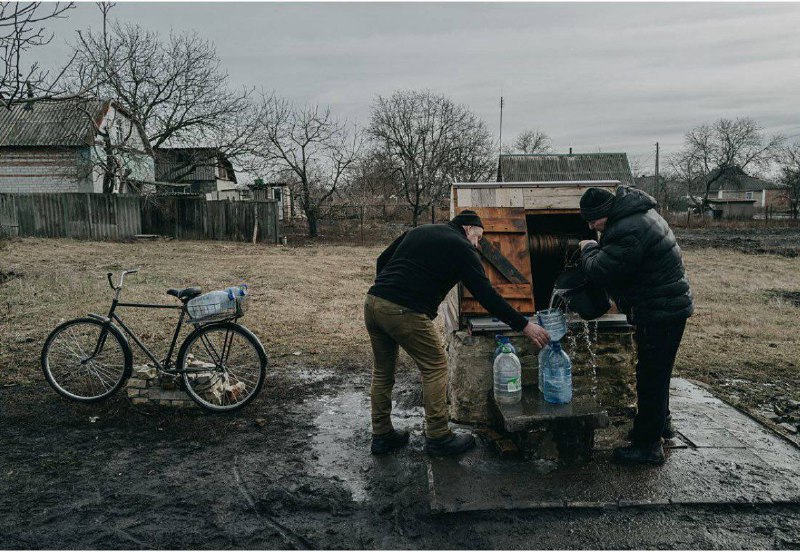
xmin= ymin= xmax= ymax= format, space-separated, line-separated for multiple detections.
xmin=187 ymin=290 xmax=231 ymax=319
xmin=493 ymin=335 xmax=517 ymax=360
xmin=541 ymin=341 xmax=573 ymax=404
xmin=538 ymin=344 xmax=548 ymax=392
xmin=493 ymin=345 xmax=522 ymax=405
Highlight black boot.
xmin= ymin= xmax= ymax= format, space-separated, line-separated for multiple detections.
xmin=626 ymin=415 xmax=676 ymax=441
xmin=370 ymin=429 xmax=410 ymax=455
xmin=425 ymin=432 xmax=476 ymax=457
xmin=613 ymin=442 xmax=665 ymax=465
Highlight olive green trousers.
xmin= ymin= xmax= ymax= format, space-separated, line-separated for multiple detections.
xmin=364 ymin=294 xmax=451 ymax=439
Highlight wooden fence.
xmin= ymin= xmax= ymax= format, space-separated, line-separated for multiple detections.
xmin=141 ymin=197 xmax=279 ymax=243
xmin=0 ymin=193 xmax=141 ymax=239
xmin=0 ymin=193 xmax=280 ymax=244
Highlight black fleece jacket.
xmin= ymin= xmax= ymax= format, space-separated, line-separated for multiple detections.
xmin=367 ymin=222 xmax=529 ymax=331
xmin=581 ymin=186 xmax=694 ymax=324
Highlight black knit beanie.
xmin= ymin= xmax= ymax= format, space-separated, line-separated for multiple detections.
xmin=451 ymin=209 xmax=483 ymax=228
xmin=580 ymin=188 xmax=615 ymax=221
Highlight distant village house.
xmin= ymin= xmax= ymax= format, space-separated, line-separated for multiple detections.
xmin=0 ymin=99 xmax=155 ymax=194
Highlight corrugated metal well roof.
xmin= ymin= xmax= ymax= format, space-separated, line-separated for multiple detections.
xmin=499 ymin=153 xmax=635 ymax=186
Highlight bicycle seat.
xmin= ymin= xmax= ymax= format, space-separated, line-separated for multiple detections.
xmin=167 ymin=287 xmax=202 ymax=300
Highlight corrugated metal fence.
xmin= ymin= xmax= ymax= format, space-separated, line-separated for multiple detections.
xmin=0 ymin=193 xmax=279 ymax=244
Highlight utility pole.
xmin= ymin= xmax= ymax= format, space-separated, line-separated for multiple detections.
xmin=655 ymin=142 xmax=663 ymax=211
xmin=496 ymin=93 xmax=504 ymax=182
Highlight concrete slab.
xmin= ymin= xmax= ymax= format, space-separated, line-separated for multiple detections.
xmin=428 ymin=378 xmax=800 ymax=513
xmin=496 ymin=391 xmax=609 ymax=432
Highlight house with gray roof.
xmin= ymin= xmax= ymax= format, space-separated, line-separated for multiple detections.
xmin=497 ymin=152 xmax=635 ymax=186
xmin=0 ymin=98 xmax=154 ymax=194
xmin=708 ymin=166 xmax=789 ymax=210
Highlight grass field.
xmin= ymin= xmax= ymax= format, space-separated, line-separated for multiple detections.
xmin=1 ymin=237 xmax=798 ymax=423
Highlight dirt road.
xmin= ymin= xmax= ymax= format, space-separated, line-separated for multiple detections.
xmin=3 ymin=363 xmax=799 ymax=549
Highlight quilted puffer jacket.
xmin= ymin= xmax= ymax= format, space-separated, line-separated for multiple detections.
xmin=580 ymin=186 xmax=693 ymax=324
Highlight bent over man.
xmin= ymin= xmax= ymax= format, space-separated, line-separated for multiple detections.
xmin=579 ymin=186 xmax=693 ymax=465
xmin=365 ymin=210 xmax=549 ymax=457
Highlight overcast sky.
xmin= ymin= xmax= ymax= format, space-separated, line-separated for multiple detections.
xmin=36 ymin=1 xmax=800 ymax=174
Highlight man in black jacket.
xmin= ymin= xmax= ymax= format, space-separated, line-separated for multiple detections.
xmin=366 ymin=210 xmax=550 ymax=457
xmin=579 ymin=186 xmax=693 ymax=465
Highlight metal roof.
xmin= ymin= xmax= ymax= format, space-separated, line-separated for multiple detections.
xmin=0 ymin=99 xmax=109 ymax=147
xmin=498 ymin=153 xmax=635 ymax=186
xmin=707 ymin=166 xmax=786 ymax=192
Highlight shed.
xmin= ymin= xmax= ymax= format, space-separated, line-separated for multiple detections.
xmin=707 ymin=198 xmax=756 ymax=220
xmin=154 ymin=147 xmax=237 ymax=197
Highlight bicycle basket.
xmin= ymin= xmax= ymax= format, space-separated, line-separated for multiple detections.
xmin=186 ymin=287 xmax=248 ymax=322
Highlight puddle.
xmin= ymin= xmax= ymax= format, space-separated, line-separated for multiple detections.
xmin=309 ymin=387 xmax=424 ymax=503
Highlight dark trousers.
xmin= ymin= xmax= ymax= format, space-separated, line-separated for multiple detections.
xmin=631 ymin=319 xmax=687 ymax=445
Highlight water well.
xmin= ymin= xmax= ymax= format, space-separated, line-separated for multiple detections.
xmin=440 ymin=181 xmax=638 ymax=463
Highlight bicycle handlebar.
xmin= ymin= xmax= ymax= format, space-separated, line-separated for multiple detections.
xmin=107 ymin=269 xmax=139 ymax=291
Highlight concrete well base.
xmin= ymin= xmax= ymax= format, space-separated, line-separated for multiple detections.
xmin=445 ymin=321 xmax=637 ymax=426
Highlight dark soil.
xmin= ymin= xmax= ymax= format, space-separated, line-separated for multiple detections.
xmin=675 ymin=226 xmax=800 ymax=257
xmin=2 ymin=363 xmax=799 ymax=550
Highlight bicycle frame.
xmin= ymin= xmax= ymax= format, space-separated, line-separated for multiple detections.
xmin=85 ymin=270 xmax=238 ymax=374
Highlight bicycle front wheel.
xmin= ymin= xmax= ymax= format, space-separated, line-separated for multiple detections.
xmin=178 ymin=322 xmax=266 ymax=412
xmin=41 ymin=318 xmax=131 ymax=402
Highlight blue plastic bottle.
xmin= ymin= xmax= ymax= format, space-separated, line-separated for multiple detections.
xmin=541 ymin=341 xmax=573 ymax=404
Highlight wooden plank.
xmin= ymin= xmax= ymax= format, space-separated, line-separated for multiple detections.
xmin=509 ymin=189 xmax=524 ymax=207
xmin=478 ymin=239 xmax=529 ymax=284
xmin=457 ymin=188 xmax=472 ymax=208
xmin=474 ymin=188 xmax=496 ymax=207
xmin=481 ymin=218 xmax=526 ymax=233
xmin=462 ymin=283 xmax=532 ymax=299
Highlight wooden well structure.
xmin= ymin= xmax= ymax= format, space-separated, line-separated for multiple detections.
xmin=441 ymin=180 xmax=622 ymax=333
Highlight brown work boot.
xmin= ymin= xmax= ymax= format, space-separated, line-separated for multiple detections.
xmin=370 ymin=429 xmax=410 ymax=455
xmin=425 ymin=432 xmax=476 ymax=457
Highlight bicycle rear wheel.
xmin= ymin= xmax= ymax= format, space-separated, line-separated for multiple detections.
xmin=41 ymin=318 xmax=131 ymax=402
xmin=178 ymin=322 xmax=266 ymax=412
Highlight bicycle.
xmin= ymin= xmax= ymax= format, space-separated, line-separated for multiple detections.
xmin=41 ymin=269 xmax=267 ymax=412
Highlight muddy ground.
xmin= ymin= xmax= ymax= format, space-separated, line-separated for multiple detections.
xmin=3 ymin=363 xmax=800 ymax=550
xmin=675 ymin=225 xmax=800 ymax=257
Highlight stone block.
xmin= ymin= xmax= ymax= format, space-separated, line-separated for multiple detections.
xmin=133 ymin=365 xmax=157 ymax=380
xmin=131 ymin=397 xmax=150 ymax=406
xmin=126 ymin=379 xmax=148 ymax=389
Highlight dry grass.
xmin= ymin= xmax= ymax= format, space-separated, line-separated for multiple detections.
xmin=677 ymin=248 xmax=800 ymax=407
xmin=0 ymin=238 xmax=383 ymax=385
xmin=1 ymin=238 xmax=798 ymax=412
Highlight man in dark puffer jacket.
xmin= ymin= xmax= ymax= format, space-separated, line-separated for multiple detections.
xmin=578 ymin=186 xmax=693 ymax=465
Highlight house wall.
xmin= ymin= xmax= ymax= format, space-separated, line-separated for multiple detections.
xmin=720 ymin=189 xmax=788 ymax=210
xmin=0 ymin=147 xmax=93 ymax=193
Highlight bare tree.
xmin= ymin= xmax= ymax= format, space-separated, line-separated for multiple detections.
xmin=254 ymin=94 xmax=362 ymax=237
xmin=778 ymin=141 xmax=800 ymax=219
xmin=1 ymin=2 xmax=75 ymax=108
xmin=671 ymin=117 xmax=784 ymax=207
xmin=70 ymin=4 xmax=255 ymax=163
xmin=508 ymin=129 xmax=551 ymax=154
xmin=369 ymin=90 xmax=495 ymax=226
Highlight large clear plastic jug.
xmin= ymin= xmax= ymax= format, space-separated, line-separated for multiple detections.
xmin=541 ymin=341 xmax=573 ymax=404
xmin=493 ymin=335 xmax=517 ymax=360
xmin=493 ymin=345 xmax=522 ymax=405
xmin=536 ymin=308 xmax=568 ymax=342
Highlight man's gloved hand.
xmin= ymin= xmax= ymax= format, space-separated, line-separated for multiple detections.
xmin=579 ymin=239 xmax=598 ymax=251
xmin=522 ymin=322 xmax=549 ymax=349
